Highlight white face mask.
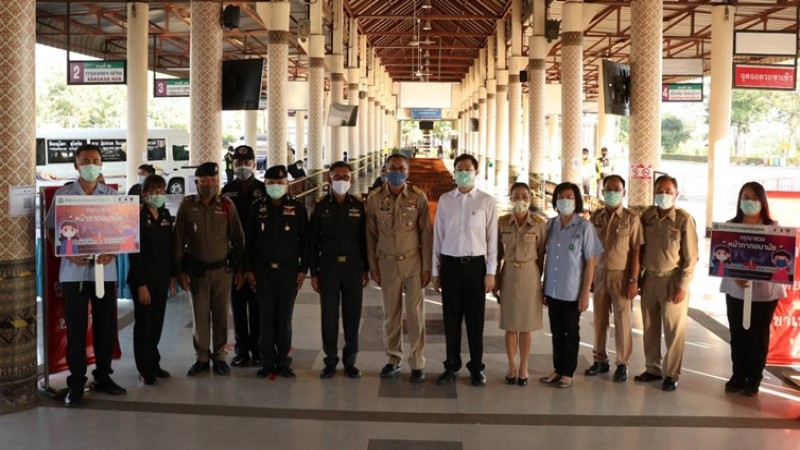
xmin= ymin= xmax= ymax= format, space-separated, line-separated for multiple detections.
xmin=234 ymin=166 xmax=253 ymax=180
xmin=331 ymin=180 xmax=350 ymax=195
xmin=654 ymin=193 xmax=675 ymax=209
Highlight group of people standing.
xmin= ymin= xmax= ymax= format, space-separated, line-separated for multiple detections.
xmin=46 ymin=144 xmax=786 ymax=409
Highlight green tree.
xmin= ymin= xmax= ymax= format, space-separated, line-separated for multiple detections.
xmin=661 ymin=114 xmax=690 ymax=154
xmin=730 ymin=90 xmax=771 ymax=156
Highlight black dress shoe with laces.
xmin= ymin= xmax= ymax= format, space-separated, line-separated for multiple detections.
xmin=725 ymin=376 xmax=746 ymax=393
xmin=410 ymin=369 xmax=426 ymax=384
xmin=662 ymin=377 xmax=678 ymax=391
xmin=613 ymin=365 xmax=628 ymax=382
xmin=436 ymin=369 xmax=459 ymax=385
xmin=320 ymin=365 xmax=336 ymax=379
xmin=634 ymin=371 xmax=663 ymax=382
xmin=585 ymin=361 xmax=610 ymax=376
xmin=230 ymin=354 xmax=250 ymax=367
xmin=380 ymin=364 xmax=402 ymax=378
xmin=92 ymin=377 xmax=127 ymax=395
xmin=277 ymin=367 xmax=296 ymax=378
xmin=344 ymin=365 xmax=362 ymax=379
xmin=256 ymin=366 xmax=273 ymax=378
xmin=154 ymin=367 xmax=171 ymax=378
xmin=64 ymin=389 xmax=83 ymax=408
xmin=187 ymin=361 xmax=210 ymax=377
xmin=138 ymin=373 xmax=158 ymax=386
xmin=470 ymin=371 xmax=487 ymax=387
xmin=213 ymin=361 xmax=231 ymax=375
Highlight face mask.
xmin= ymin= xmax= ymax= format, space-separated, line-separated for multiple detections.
xmin=79 ymin=164 xmax=102 ymax=183
xmin=137 ymin=175 xmax=146 ymax=185
xmin=604 ymin=191 xmax=623 ymax=207
xmin=775 ymin=259 xmax=789 ymax=268
xmin=387 ymin=172 xmax=408 ymax=187
xmin=740 ymin=199 xmax=761 ymax=217
xmin=654 ymin=193 xmax=675 ymax=209
xmin=556 ymin=199 xmax=575 ymax=216
xmin=266 ymin=184 xmax=286 ymax=199
xmin=331 ymin=180 xmax=350 ymax=195
xmin=234 ymin=166 xmax=253 ymax=180
xmin=145 ymin=194 xmax=166 ymax=209
xmin=454 ymin=170 xmax=475 ymax=188
xmin=61 ymin=227 xmax=77 ymax=238
xmin=197 ymin=184 xmax=219 ymax=198
xmin=511 ymin=200 xmax=530 ymax=213
xmin=380 ymin=174 xmax=387 ymax=183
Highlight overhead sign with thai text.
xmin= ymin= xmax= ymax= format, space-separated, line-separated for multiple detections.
xmin=661 ymin=83 xmax=703 ymax=102
xmin=155 ymin=78 xmax=190 ymax=97
xmin=68 ymin=60 xmax=127 ymax=85
xmin=733 ymin=64 xmax=797 ymax=91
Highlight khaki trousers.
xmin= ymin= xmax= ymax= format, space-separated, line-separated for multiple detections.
xmin=378 ymin=255 xmax=426 ymax=369
xmin=592 ymin=269 xmax=633 ymax=366
xmin=640 ymin=274 xmax=689 ymax=379
xmin=190 ymin=267 xmax=232 ymax=362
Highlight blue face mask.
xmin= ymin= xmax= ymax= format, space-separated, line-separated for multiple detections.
xmin=79 ymin=164 xmax=102 ymax=182
xmin=387 ymin=172 xmax=408 ymax=187
xmin=556 ymin=199 xmax=575 ymax=216
xmin=740 ymin=199 xmax=761 ymax=217
xmin=775 ymin=259 xmax=789 ymax=268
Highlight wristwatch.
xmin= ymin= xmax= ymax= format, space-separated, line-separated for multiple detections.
xmin=628 ymin=278 xmax=638 ymax=284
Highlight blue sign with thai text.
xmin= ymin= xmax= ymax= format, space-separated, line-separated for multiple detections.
xmin=411 ymin=108 xmax=442 ymax=120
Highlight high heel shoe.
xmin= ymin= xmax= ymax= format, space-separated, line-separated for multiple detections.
xmin=505 ymin=370 xmax=517 ymax=385
xmin=517 ymin=371 xmax=529 ymax=386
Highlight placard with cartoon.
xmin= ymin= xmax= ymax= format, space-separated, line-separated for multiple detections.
xmin=709 ymin=222 xmax=798 ymax=285
xmin=53 ymin=195 xmax=140 ymax=257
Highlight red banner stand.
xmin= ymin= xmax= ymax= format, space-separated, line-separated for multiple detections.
xmin=39 ymin=185 xmax=122 ymax=396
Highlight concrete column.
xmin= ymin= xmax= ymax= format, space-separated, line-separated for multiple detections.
xmin=478 ymin=87 xmax=487 ymax=171
xmin=244 ymin=110 xmax=258 ymax=150
xmin=267 ymin=1 xmax=290 ymax=167
xmin=560 ymin=0 xmax=583 ymax=185
xmin=368 ymin=85 xmax=376 ymax=170
xmin=348 ymin=68 xmax=360 ymax=161
xmin=595 ymin=67 xmax=614 ymax=156
xmin=294 ymin=111 xmax=305 ymax=164
xmin=308 ymin=34 xmax=326 ymax=178
xmin=330 ymin=0 xmax=345 ymax=162
xmin=706 ymin=4 xmax=735 ymax=231
xmin=190 ymin=1 xmax=222 ymax=165
xmin=486 ymin=35 xmax=497 ymax=184
xmin=0 ymin=0 xmax=36 ymax=410
xmin=529 ymin=0 xmax=547 ymax=204
xmin=548 ymin=114 xmax=560 ymax=181
xmin=629 ymin=0 xmax=663 ymax=209
xmin=495 ymin=19 xmax=509 ymax=188
xmin=126 ymin=2 xmax=148 ymax=188
xmin=508 ymin=0 xmax=523 ymax=185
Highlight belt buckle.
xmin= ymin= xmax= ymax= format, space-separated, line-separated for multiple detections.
xmin=397 ymin=255 xmax=405 ymax=261
xmin=337 ymin=256 xmax=347 ymax=263
xmin=512 ymin=262 xmax=521 ymax=268
xmin=459 ymin=256 xmax=471 ymax=264
xmin=270 ymin=263 xmax=280 ymax=269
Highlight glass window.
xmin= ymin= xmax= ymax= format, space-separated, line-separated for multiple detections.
xmin=89 ymin=139 xmax=127 ymax=162
xmin=47 ymin=139 xmax=85 ymax=163
xmin=148 ymin=138 xmax=167 ymax=161
xmin=172 ymin=145 xmax=189 ymax=161
xmin=36 ymin=139 xmax=46 ymax=166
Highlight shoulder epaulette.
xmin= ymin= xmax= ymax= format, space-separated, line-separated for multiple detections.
xmin=369 ymin=186 xmax=383 ymax=196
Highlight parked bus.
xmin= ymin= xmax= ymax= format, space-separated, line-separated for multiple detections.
xmin=35 ymin=128 xmax=192 ymax=194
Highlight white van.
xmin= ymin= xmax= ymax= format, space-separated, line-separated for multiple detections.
xmin=36 ymin=128 xmax=192 ymax=194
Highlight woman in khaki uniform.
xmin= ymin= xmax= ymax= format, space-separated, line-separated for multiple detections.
xmin=494 ymin=182 xmax=546 ymax=386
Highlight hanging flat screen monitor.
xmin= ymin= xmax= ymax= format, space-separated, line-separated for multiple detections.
xmin=419 ymin=120 xmax=434 ymax=130
xmin=222 ymin=59 xmax=264 ymax=110
xmin=602 ymin=59 xmax=631 ymax=116
xmin=327 ymin=103 xmax=359 ymax=127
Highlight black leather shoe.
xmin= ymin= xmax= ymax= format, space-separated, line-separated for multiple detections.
xmin=380 ymin=363 xmax=402 ymax=378
xmin=213 ymin=361 xmax=231 ymax=376
xmin=92 ymin=377 xmax=127 ymax=395
xmin=154 ymin=367 xmax=171 ymax=378
xmin=584 ymin=361 xmax=610 ymax=376
xmin=187 ymin=361 xmax=210 ymax=377
xmin=436 ymin=369 xmax=458 ymax=385
xmin=230 ymin=354 xmax=250 ymax=367
xmin=725 ymin=376 xmax=746 ymax=393
xmin=410 ymin=369 xmax=426 ymax=384
xmin=613 ymin=365 xmax=628 ymax=382
xmin=517 ymin=377 xmax=529 ymax=386
xmin=277 ymin=367 xmax=296 ymax=378
xmin=138 ymin=373 xmax=158 ymax=386
xmin=64 ymin=389 xmax=83 ymax=408
xmin=320 ymin=365 xmax=336 ymax=379
xmin=470 ymin=371 xmax=486 ymax=387
xmin=662 ymin=377 xmax=678 ymax=392
xmin=344 ymin=365 xmax=362 ymax=379
xmin=742 ymin=383 xmax=760 ymax=397
xmin=256 ymin=366 xmax=273 ymax=378
xmin=634 ymin=371 xmax=663 ymax=382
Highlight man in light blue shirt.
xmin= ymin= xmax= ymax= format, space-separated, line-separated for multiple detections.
xmin=45 ymin=143 xmax=126 ymax=408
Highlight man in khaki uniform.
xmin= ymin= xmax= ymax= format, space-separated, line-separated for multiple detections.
xmin=366 ymin=154 xmax=433 ymax=383
xmin=585 ymin=175 xmax=644 ymax=383
xmin=634 ymin=174 xmax=698 ymax=392
xmin=175 ymin=162 xmax=245 ymax=377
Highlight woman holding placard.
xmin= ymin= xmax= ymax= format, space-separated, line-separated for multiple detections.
xmin=720 ymin=182 xmax=786 ymax=397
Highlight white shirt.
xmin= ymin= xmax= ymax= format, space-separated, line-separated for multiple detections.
xmin=432 ymin=187 xmax=498 ymax=276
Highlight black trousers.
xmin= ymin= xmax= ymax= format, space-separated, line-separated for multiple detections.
xmin=231 ymin=282 xmax=260 ymax=359
xmin=256 ymin=265 xmax=297 ymax=370
xmin=440 ymin=255 xmax=486 ymax=373
xmin=726 ymin=295 xmax=779 ymax=385
xmin=61 ymin=282 xmax=118 ymax=390
xmin=131 ymin=285 xmax=168 ymax=377
xmin=319 ymin=259 xmax=363 ymax=367
xmin=547 ymin=297 xmax=580 ymax=377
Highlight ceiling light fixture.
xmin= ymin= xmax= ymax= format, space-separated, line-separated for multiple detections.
xmin=422 ymin=19 xmax=432 ymax=31
xmin=421 ymin=0 xmax=433 ymax=10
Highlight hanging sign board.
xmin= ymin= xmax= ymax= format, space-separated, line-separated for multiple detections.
xmin=155 ymin=78 xmax=190 ymax=97
xmin=733 ymin=64 xmax=797 ymax=91
xmin=709 ymin=222 xmax=798 ymax=285
xmin=661 ymin=83 xmax=703 ymax=102
xmin=68 ymin=60 xmax=127 ymax=85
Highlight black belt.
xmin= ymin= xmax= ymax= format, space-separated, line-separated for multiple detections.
xmin=322 ymin=255 xmax=356 ymax=263
xmin=442 ymin=255 xmax=485 ymax=264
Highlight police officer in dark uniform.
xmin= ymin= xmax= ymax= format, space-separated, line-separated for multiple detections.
xmin=309 ymin=161 xmax=370 ymax=379
xmin=244 ymin=165 xmax=308 ymax=379
xmin=221 ymin=145 xmax=266 ymax=367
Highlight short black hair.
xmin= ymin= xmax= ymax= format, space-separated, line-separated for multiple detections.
xmin=602 ymin=174 xmax=626 ymax=189
xmin=329 ymin=161 xmax=353 ymax=172
xmin=655 ymin=174 xmax=678 ymax=191
xmin=74 ymin=143 xmax=102 ymax=162
xmin=454 ymin=153 xmax=478 ymax=171
xmin=385 ymin=153 xmax=409 ymax=165
xmin=509 ymin=182 xmax=531 ymax=196
xmin=552 ymin=182 xmax=583 ymax=213
xmin=138 ymin=164 xmax=156 ymax=175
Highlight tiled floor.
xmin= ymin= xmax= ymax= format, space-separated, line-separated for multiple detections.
xmin=11 ymin=168 xmax=800 ymax=449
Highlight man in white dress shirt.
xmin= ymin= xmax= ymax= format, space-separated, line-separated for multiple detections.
xmin=431 ymin=154 xmax=498 ymax=386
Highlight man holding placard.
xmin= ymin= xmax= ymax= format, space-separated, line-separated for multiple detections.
xmin=45 ymin=143 xmax=128 ymax=408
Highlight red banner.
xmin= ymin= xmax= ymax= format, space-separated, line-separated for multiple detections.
xmin=768 ymin=289 xmax=800 ymax=365
xmin=42 ymin=186 xmax=122 ymax=374
xmin=734 ymin=64 xmax=796 ymax=90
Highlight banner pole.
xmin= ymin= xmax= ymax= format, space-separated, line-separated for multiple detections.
xmin=94 ymin=258 xmax=104 ymax=299
xmin=743 ymin=284 xmax=753 ymax=330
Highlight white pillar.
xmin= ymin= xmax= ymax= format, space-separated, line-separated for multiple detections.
xmin=294 ymin=111 xmax=305 ymax=164
xmin=244 ymin=110 xmax=258 ymax=150
xmin=190 ymin=1 xmax=222 ymax=165
xmin=560 ymin=0 xmax=583 ymax=185
xmin=127 ymin=1 xmax=148 ymax=187
xmin=308 ymin=34 xmax=326 ymax=176
xmin=348 ymin=68 xmax=360 ymax=161
xmin=529 ymin=0 xmax=547 ymax=203
xmin=508 ymin=0 xmax=523 ymax=185
xmin=495 ymin=19 xmax=509 ymax=188
xmin=267 ymin=1 xmax=290 ymax=167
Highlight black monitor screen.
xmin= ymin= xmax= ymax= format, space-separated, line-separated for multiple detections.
xmin=419 ymin=120 xmax=434 ymax=130
xmin=602 ymin=59 xmax=631 ymax=116
xmin=222 ymin=59 xmax=264 ymax=111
